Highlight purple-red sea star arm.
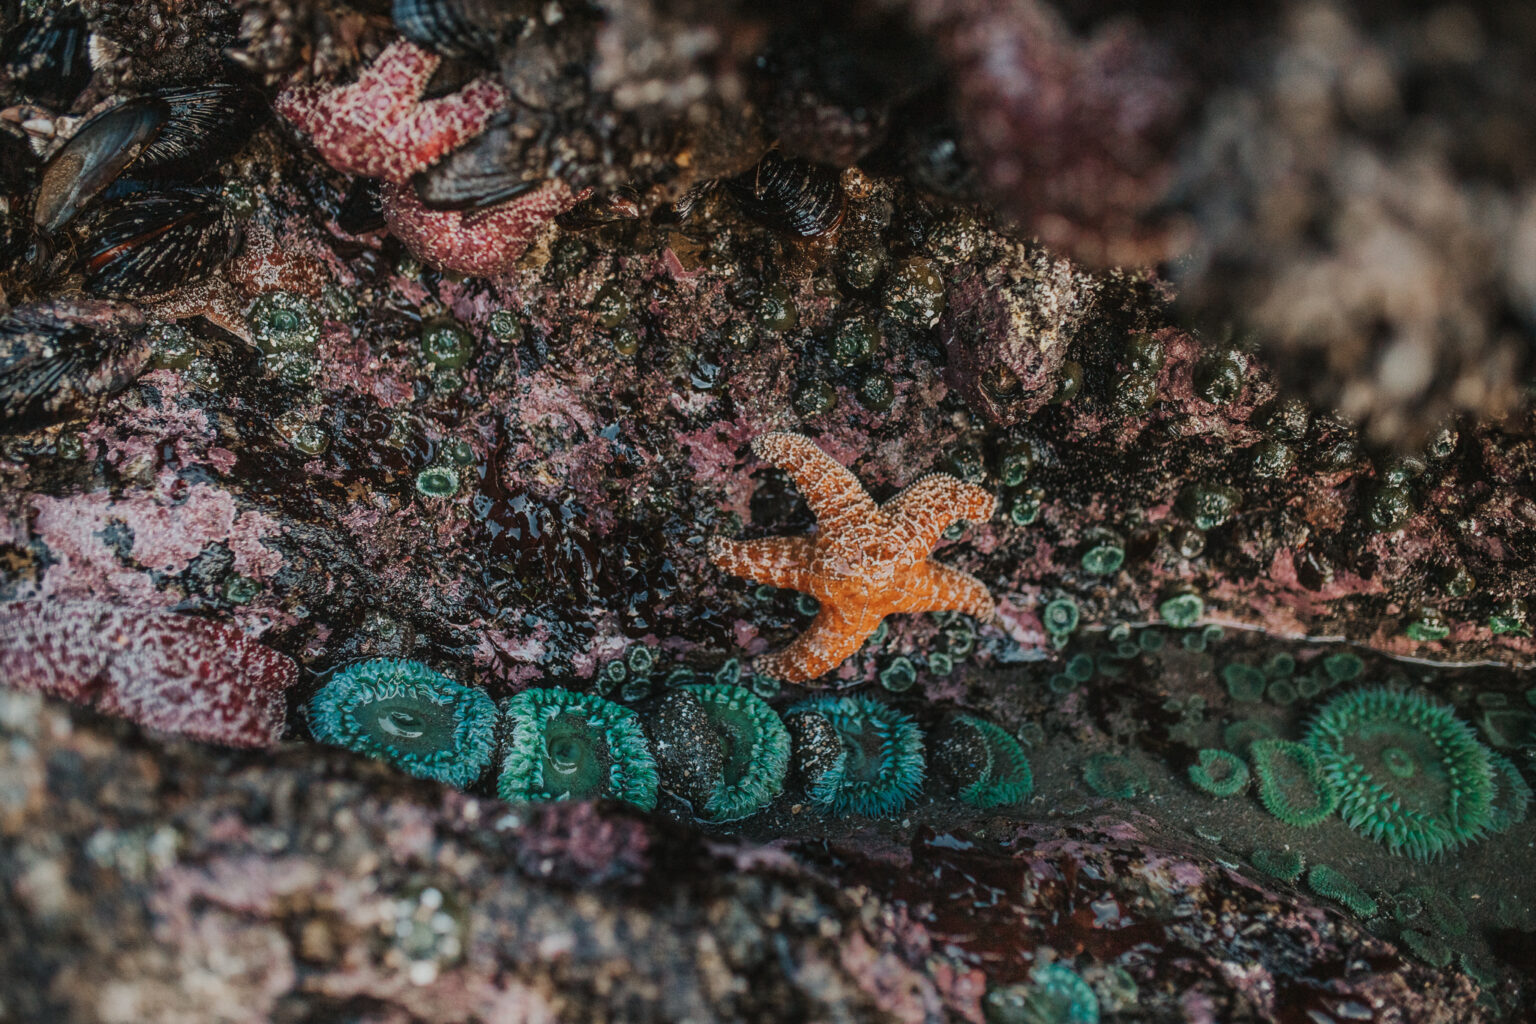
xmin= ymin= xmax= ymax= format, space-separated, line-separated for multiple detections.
xmin=751 ymin=431 xmax=876 ymax=529
xmin=881 ymin=474 xmax=997 ymax=565
xmin=707 ymin=536 xmax=815 ymax=593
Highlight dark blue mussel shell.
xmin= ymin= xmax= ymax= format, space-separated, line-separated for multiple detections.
xmin=725 ymin=151 xmax=845 ymax=237
xmin=0 ymin=299 xmax=150 ymax=432
xmin=0 ymin=2 xmax=92 ymax=109
xmin=77 ymin=188 xmax=243 ymax=299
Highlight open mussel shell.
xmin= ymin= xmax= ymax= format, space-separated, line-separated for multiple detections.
xmin=77 ymin=189 xmax=243 ymax=299
xmin=411 ymin=108 xmax=542 ymax=209
xmin=33 ymin=82 xmax=266 ymax=235
xmin=0 ymin=2 xmax=91 ymax=109
xmin=0 ymin=299 xmax=150 ymax=432
xmin=724 ymin=151 xmax=845 ymax=237
xmin=393 ymin=0 xmax=534 ymax=61
xmin=34 ymin=97 xmax=170 ymax=234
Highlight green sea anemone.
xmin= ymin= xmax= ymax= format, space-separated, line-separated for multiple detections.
xmin=1322 ymin=652 xmax=1364 ymax=683
xmin=1250 ymin=739 xmax=1338 ymax=827
xmin=1250 ymin=847 xmax=1305 ymax=882
xmin=1042 ymin=598 xmax=1080 ymax=637
xmin=1189 ymin=748 xmax=1250 ymax=798
xmin=1082 ymin=752 xmax=1149 ymax=800
xmin=498 ymin=688 xmax=658 ymax=810
xmin=1399 ymin=929 xmax=1451 ymax=968
xmin=784 ymin=694 xmax=925 ymax=816
xmin=933 ymin=714 xmax=1034 ymax=808
xmin=1487 ymin=751 xmax=1532 ymax=833
xmin=308 ymin=659 xmax=498 ymax=788
xmin=1307 ymin=864 xmax=1378 ymax=917
xmin=878 ymin=656 xmax=917 ymax=693
xmin=983 ymin=963 xmax=1100 ymax=1024
xmin=1305 ymin=688 xmax=1495 ymax=858
xmin=1395 ymin=885 xmax=1468 ymax=936
xmin=649 ymin=685 xmax=789 ymax=822
xmin=1222 ymin=663 xmax=1267 ymax=703
xmin=1158 ymin=594 xmax=1204 ymax=629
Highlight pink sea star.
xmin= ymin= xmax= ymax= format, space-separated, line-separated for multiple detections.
xmin=381 ymin=179 xmax=583 ymax=276
xmin=274 ymin=38 xmax=509 ymax=184
xmin=0 ymin=599 xmax=298 ymax=748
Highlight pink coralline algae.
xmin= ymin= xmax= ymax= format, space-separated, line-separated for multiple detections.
xmin=274 ymin=39 xmax=508 ymax=184
xmin=0 ymin=600 xmax=298 ymax=748
xmin=381 ymin=179 xmax=582 ymax=276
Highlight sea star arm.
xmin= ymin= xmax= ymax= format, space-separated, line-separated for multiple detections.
xmin=707 ymin=536 xmax=816 ymax=592
xmin=888 ymin=560 xmax=996 ymax=620
xmin=752 ymin=432 xmax=876 ymax=528
xmin=757 ymin=604 xmax=878 ymax=684
xmin=880 ymin=474 xmax=997 ymax=565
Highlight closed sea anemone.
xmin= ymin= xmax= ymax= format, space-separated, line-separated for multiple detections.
xmin=784 ymin=694 xmax=925 ymax=816
xmin=982 ymin=962 xmax=1100 ymax=1024
xmin=498 ymin=688 xmax=658 ymax=810
xmin=308 ymin=658 xmax=498 ymax=788
xmin=1082 ymin=752 xmax=1149 ymax=800
xmin=932 ymin=713 xmax=1034 ymax=808
xmin=649 ymin=684 xmax=790 ymax=822
xmin=1306 ymin=863 xmax=1379 ymax=918
xmin=1305 ymin=687 xmax=1495 ymax=858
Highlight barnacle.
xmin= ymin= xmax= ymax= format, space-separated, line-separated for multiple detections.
xmin=308 ymin=658 xmax=498 ymax=788
xmin=932 ymin=713 xmax=1033 ymax=808
xmin=650 ymin=684 xmax=790 ymax=822
xmin=784 ymin=694 xmax=925 ymax=816
xmin=1305 ymin=688 xmax=1495 ymax=858
xmin=1250 ymin=847 xmax=1305 ymax=882
xmin=1082 ymin=752 xmax=1149 ymax=800
xmin=1188 ymin=748 xmax=1249 ymax=798
xmin=1306 ymin=864 xmax=1378 ymax=918
xmin=1249 ymin=739 xmax=1338 ymax=828
xmin=498 ymin=688 xmax=658 ymax=810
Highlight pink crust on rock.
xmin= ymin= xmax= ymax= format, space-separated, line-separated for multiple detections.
xmin=0 ymin=600 xmax=298 ymax=748
xmin=274 ymin=39 xmax=509 ymax=184
xmin=382 ymin=180 xmax=583 ymax=277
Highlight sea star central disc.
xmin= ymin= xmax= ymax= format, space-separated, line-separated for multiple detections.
xmin=710 ymin=431 xmax=997 ymax=684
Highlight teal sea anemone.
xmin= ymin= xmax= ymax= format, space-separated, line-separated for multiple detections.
xmin=1305 ymin=687 xmax=1495 ymax=858
xmin=982 ymin=962 xmax=1100 ymax=1024
xmin=498 ymin=688 xmax=658 ymax=810
xmin=1250 ymin=847 xmax=1305 ymax=883
xmin=785 ymin=694 xmax=925 ymax=816
xmin=1082 ymin=752 xmax=1149 ymax=800
xmin=1223 ymin=718 xmax=1276 ymax=753
xmin=1307 ymin=863 xmax=1378 ymax=917
xmin=1188 ymin=748 xmax=1249 ymax=798
xmin=1250 ymin=739 xmax=1338 ymax=827
xmin=1487 ymin=751 xmax=1532 ymax=833
xmin=650 ymin=684 xmax=789 ymax=822
xmin=933 ymin=713 xmax=1033 ymax=808
xmin=308 ymin=658 xmax=498 ymax=788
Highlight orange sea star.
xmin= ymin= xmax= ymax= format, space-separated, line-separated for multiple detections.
xmin=709 ymin=431 xmax=997 ymax=684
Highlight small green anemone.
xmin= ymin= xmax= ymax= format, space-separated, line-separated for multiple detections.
xmin=1223 ymin=719 xmax=1276 ymax=753
xmin=308 ymin=659 xmax=498 ymax=788
xmin=982 ymin=963 xmax=1101 ymax=1024
xmin=1307 ymin=863 xmax=1379 ymax=917
xmin=498 ymin=688 xmax=658 ymax=810
xmin=1189 ymin=748 xmax=1249 ymax=798
xmin=1250 ymin=847 xmax=1305 ymax=882
xmin=1305 ymin=687 xmax=1495 ymax=858
xmin=1250 ymin=739 xmax=1338 ymax=827
xmin=650 ymin=684 xmax=789 ymax=822
xmin=1399 ymin=928 xmax=1452 ymax=968
xmin=933 ymin=713 xmax=1033 ymax=808
xmin=1487 ymin=751 xmax=1532 ymax=833
xmin=1082 ymin=752 xmax=1149 ymax=800
xmin=784 ymin=694 xmax=925 ymax=816
xmin=1222 ymin=663 xmax=1267 ymax=702
xmin=1158 ymin=593 xmax=1204 ymax=629
xmin=1042 ymin=598 xmax=1079 ymax=637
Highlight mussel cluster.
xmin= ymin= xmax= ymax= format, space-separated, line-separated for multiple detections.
xmin=1 ymin=3 xmax=267 ymax=430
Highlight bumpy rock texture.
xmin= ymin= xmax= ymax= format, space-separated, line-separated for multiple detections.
xmin=1 ymin=0 xmax=1534 ymax=1020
